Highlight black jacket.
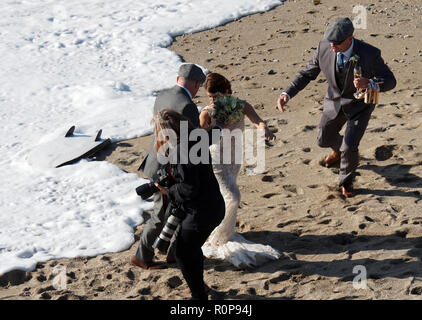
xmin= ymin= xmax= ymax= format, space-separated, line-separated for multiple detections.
xmin=165 ymin=140 xmax=225 ymax=232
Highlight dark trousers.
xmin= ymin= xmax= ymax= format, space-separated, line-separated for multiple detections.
xmin=175 ymin=227 xmax=213 ymax=300
xmin=135 ymin=192 xmax=177 ymax=262
xmin=317 ymin=104 xmax=375 ymax=187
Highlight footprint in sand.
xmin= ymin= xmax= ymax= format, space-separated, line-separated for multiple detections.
xmin=307 ymin=184 xmax=320 ymax=189
xmin=39 ymin=292 xmax=52 ymax=300
xmin=410 ymin=218 xmax=422 ymax=225
xmin=346 ymin=206 xmax=358 ymax=212
xmin=364 ymin=216 xmax=375 ymax=223
xmin=118 ymin=157 xmax=137 ymax=166
xmin=239 ymin=222 xmax=253 ymax=232
xmin=38 ymin=284 xmax=58 ymax=295
xmin=302 ymin=125 xmax=316 ymax=132
xmin=318 ymin=219 xmax=331 ymax=225
xmin=410 ymin=287 xmax=422 ymax=295
xmin=282 ymin=184 xmax=297 ymax=194
xmin=138 ymin=286 xmax=152 ymax=295
xmin=36 ymin=273 xmax=47 ymax=283
xmin=126 ymin=270 xmax=135 ymax=281
xmin=261 ymin=175 xmax=274 ymax=182
xmin=269 ymin=272 xmax=292 ymax=284
xmin=166 ymin=276 xmax=183 ymax=289
xmin=277 ymin=219 xmax=300 ymax=228
xmin=370 ymin=126 xmax=388 ymax=133
xmin=375 ymin=145 xmax=397 ymax=161
xmin=323 ymin=193 xmax=338 ymax=201
xmin=262 ymin=192 xmax=279 ymax=199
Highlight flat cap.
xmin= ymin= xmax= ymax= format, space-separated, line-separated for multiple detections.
xmin=324 ymin=17 xmax=354 ymax=43
xmin=178 ymin=63 xmax=206 ymax=83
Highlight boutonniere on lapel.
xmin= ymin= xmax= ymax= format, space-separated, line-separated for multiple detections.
xmin=349 ymin=54 xmax=360 ymax=64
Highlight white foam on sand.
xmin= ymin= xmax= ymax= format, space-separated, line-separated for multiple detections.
xmin=0 ymin=0 xmax=283 ymax=274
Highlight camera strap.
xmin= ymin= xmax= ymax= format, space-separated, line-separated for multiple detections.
xmin=168 ymin=164 xmax=176 ymax=180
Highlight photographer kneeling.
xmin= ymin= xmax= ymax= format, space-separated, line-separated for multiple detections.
xmin=151 ymin=109 xmax=225 ymax=300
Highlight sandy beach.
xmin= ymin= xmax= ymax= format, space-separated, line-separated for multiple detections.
xmin=1 ymin=0 xmax=422 ymax=300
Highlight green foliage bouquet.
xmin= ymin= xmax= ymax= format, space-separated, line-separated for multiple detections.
xmin=211 ymin=95 xmax=244 ymax=126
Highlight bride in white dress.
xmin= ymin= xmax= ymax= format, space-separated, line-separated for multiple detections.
xmin=199 ymin=72 xmax=281 ymax=268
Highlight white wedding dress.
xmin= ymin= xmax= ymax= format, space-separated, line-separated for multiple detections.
xmin=201 ymin=106 xmax=281 ymax=269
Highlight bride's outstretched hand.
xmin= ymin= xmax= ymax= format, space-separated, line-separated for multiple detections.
xmin=259 ymin=123 xmax=276 ymax=141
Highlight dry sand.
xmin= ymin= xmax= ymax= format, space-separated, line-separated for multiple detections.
xmin=1 ymin=0 xmax=422 ymax=300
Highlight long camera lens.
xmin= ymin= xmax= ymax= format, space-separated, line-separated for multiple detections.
xmin=153 ymin=215 xmax=182 ymax=253
xmin=135 ymin=168 xmax=170 ymax=200
xmin=135 ymin=182 xmax=159 ymax=200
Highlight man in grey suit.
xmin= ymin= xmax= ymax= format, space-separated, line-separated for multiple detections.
xmin=277 ymin=17 xmax=396 ymax=197
xmin=131 ymin=63 xmax=206 ymax=270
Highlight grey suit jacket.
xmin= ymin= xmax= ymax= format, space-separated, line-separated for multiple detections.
xmin=139 ymin=85 xmax=200 ymax=179
xmin=285 ymin=39 xmax=396 ymax=119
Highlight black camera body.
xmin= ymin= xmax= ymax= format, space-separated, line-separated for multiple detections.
xmin=135 ymin=165 xmax=186 ymax=254
xmin=153 ymin=203 xmax=186 ymax=254
xmin=135 ymin=167 xmax=172 ymax=200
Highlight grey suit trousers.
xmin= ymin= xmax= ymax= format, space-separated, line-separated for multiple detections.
xmin=135 ymin=192 xmax=177 ymax=262
xmin=317 ymin=104 xmax=375 ymax=187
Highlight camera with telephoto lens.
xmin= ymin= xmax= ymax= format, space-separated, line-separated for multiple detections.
xmin=153 ymin=203 xmax=186 ymax=254
xmin=135 ymin=167 xmax=172 ymax=200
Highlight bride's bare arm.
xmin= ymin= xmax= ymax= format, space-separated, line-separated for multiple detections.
xmin=199 ymin=108 xmax=213 ymax=131
xmin=242 ymin=101 xmax=275 ymax=140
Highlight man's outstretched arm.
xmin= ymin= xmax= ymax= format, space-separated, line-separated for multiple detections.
xmin=278 ymin=43 xmax=322 ymax=112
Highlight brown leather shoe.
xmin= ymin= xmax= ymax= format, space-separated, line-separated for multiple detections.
xmin=324 ymin=151 xmax=341 ymax=167
xmin=130 ymin=256 xmax=167 ymax=270
xmin=341 ymin=185 xmax=353 ymax=198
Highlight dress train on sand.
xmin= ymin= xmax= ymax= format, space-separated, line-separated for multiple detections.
xmin=201 ymin=112 xmax=280 ymax=268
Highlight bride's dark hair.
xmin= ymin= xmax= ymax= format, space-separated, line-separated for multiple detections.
xmin=203 ymin=72 xmax=232 ymax=95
